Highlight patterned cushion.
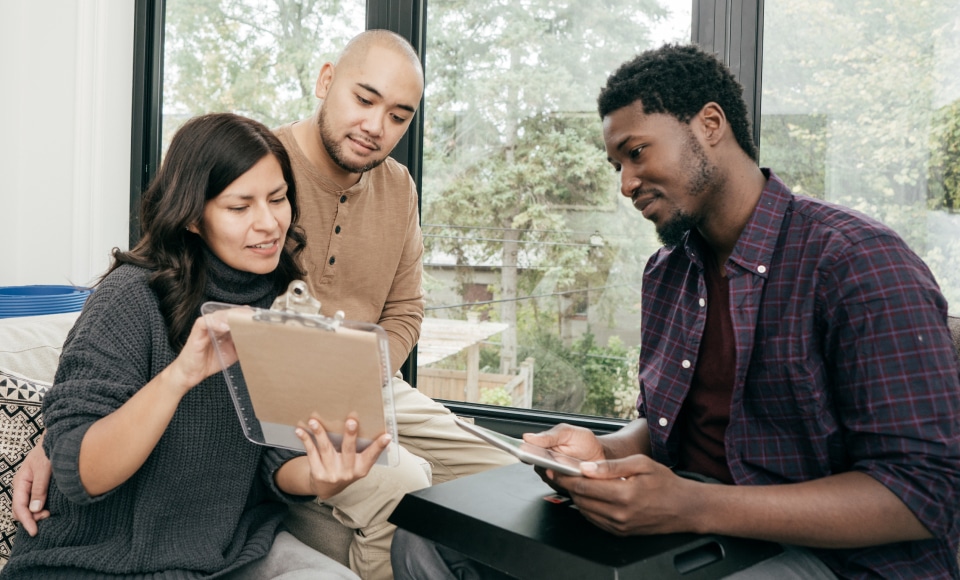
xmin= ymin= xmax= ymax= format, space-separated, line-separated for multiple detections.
xmin=0 ymin=367 xmax=49 ymax=564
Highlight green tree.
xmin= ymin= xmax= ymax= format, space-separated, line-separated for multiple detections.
xmin=928 ymin=98 xmax=960 ymax=211
xmin=423 ymin=0 xmax=673 ymax=374
xmin=759 ymin=0 xmax=960 ymax=310
xmin=518 ymin=330 xmax=638 ymax=418
xmin=164 ymin=0 xmax=361 ymax=141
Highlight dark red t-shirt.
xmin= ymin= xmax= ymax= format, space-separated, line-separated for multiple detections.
xmin=675 ymin=254 xmax=735 ymax=484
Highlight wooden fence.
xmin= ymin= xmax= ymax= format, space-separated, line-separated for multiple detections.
xmin=417 ymin=357 xmax=534 ymax=408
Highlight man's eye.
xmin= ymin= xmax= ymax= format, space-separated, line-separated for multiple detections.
xmin=629 ymin=146 xmax=645 ymax=159
xmin=357 ymin=95 xmax=372 ymax=105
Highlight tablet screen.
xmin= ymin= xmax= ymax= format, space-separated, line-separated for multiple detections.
xmin=455 ymin=417 xmax=582 ymax=476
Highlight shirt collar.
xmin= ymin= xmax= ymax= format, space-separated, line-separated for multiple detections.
xmin=681 ymin=169 xmax=792 ymax=278
xmin=728 ymin=169 xmax=792 ymax=279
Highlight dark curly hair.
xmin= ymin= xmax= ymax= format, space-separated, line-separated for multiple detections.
xmin=597 ymin=44 xmax=758 ymax=162
xmin=104 ymin=113 xmax=307 ymax=350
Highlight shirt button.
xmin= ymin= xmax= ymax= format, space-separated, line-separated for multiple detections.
xmin=335 ymin=225 xmax=341 ymax=234
xmin=681 ymin=360 xmax=691 ymax=369
xmin=658 ymin=417 xmax=668 ymax=427
xmin=757 ymin=265 xmax=767 ymax=274
xmin=698 ymin=298 xmax=706 ymax=307
xmin=340 ymin=195 xmax=347 ymax=203
xmin=329 ymin=256 xmax=336 ymax=265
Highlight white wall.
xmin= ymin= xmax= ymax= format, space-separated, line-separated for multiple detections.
xmin=0 ymin=0 xmax=135 ymax=287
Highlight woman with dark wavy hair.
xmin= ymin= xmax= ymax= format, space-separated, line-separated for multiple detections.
xmin=2 ymin=113 xmax=387 ymax=579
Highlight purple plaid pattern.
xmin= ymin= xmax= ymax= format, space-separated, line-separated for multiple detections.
xmin=637 ymin=171 xmax=960 ymax=578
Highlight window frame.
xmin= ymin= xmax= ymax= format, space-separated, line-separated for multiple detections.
xmin=129 ymin=0 xmax=763 ymax=433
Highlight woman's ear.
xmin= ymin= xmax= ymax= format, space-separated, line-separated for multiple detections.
xmin=186 ymin=224 xmax=200 ymax=234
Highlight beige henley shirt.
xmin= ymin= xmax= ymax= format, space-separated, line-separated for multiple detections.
xmin=275 ymin=124 xmax=425 ymax=374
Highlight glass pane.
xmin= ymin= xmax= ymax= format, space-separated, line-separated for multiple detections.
xmin=760 ymin=0 xmax=960 ymax=314
xmin=420 ymin=1 xmax=692 ymax=418
xmin=162 ymin=0 xmax=365 ymax=154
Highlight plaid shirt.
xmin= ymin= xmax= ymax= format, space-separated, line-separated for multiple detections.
xmin=637 ymin=170 xmax=960 ymax=578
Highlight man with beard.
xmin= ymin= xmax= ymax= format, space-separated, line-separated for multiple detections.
xmin=391 ymin=44 xmax=960 ymax=579
xmin=271 ymin=30 xmax=516 ymax=580
xmin=13 ymin=30 xmax=515 ymax=580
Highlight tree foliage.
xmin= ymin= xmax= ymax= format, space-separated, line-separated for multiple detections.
xmin=164 ymin=0 xmax=361 ymax=132
xmin=422 ymin=0 xmax=676 ymax=373
xmin=519 ymin=330 xmax=638 ymax=419
xmin=928 ymin=98 xmax=960 ymax=211
xmin=760 ymin=0 xmax=960 ymax=309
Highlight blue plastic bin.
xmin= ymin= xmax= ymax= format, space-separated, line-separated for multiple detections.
xmin=0 ymin=285 xmax=94 ymax=319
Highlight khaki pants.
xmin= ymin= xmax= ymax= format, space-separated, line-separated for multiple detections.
xmin=287 ymin=378 xmax=518 ymax=580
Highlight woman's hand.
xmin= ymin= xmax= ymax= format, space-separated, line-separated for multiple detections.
xmin=77 ymin=313 xmax=233 ymax=496
xmin=164 ymin=314 xmax=234 ymax=395
xmin=293 ymin=413 xmax=391 ymax=500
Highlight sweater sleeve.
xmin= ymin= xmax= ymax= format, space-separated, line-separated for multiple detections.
xmin=378 ymin=173 xmax=425 ymax=374
xmin=42 ymin=268 xmax=163 ymax=505
xmin=258 ymin=447 xmax=315 ymax=503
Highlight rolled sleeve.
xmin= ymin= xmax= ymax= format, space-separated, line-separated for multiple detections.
xmin=824 ymin=234 xmax=960 ymax=539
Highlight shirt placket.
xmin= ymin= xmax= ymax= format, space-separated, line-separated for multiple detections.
xmin=725 ymin=266 xmax=766 ymax=481
xmin=649 ymin=258 xmax=709 ymax=464
xmin=321 ymin=192 xmax=349 ymax=285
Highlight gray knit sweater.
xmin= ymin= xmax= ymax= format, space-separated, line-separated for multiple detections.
xmin=1 ymin=256 xmax=305 ymax=579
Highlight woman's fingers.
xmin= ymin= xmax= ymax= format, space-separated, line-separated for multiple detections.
xmin=356 ymin=432 xmax=392 ymax=472
xmin=297 ymin=415 xmax=389 ymax=482
xmin=297 ymin=417 xmax=333 ymax=473
xmin=339 ymin=415 xmax=359 ymax=468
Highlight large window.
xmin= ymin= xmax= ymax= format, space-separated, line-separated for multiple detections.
xmin=418 ymin=1 xmax=691 ymax=420
xmin=161 ymin=0 xmax=365 ymax=152
xmin=759 ymin=0 xmax=960 ymax=311
xmin=142 ymin=0 xmax=959 ymax=430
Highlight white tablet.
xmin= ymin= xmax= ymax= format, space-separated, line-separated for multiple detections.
xmin=454 ymin=417 xmax=583 ymax=476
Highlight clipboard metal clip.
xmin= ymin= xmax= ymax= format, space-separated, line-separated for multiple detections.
xmin=257 ymin=280 xmax=345 ymax=330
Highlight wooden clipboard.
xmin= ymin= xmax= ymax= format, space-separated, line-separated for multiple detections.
xmin=201 ymin=281 xmax=398 ymax=466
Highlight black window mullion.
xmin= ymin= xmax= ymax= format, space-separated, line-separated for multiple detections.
xmin=693 ymin=0 xmax=764 ymax=150
xmin=129 ymin=0 xmax=165 ymax=247
xmin=366 ymin=0 xmax=427 ymax=387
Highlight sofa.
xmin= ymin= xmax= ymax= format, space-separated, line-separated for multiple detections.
xmin=0 ymin=311 xmax=356 ymax=568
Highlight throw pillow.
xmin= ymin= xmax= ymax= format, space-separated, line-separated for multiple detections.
xmin=0 ymin=367 xmax=49 ymax=564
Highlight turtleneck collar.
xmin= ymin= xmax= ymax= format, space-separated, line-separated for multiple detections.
xmin=201 ymin=245 xmax=277 ymax=308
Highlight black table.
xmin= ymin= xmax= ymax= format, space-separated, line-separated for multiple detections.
xmin=389 ymin=462 xmax=782 ymax=579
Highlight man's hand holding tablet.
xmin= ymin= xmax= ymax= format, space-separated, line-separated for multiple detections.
xmin=454 ymin=417 xmax=583 ymax=476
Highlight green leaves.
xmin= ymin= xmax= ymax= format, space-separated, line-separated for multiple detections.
xmin=164 ymin=0 xmax=361 ymax=129
xmin=928 ymin=99 xmax=960 ymax=211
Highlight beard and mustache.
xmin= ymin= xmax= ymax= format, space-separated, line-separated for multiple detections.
xmin=651 ymin=130 xmax=720 ymax=248
xmin=317 ymin=106 xmax=388 ymax=175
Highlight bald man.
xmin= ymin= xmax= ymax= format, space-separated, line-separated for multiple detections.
xmin=273 ymin=30 xmax=516 ymax=579
xmin=13 ymin=30 xmax=515 ymax=580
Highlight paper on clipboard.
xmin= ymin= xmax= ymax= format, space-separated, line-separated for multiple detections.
xmin=201 ymin=281 xmax=399 ymax=467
